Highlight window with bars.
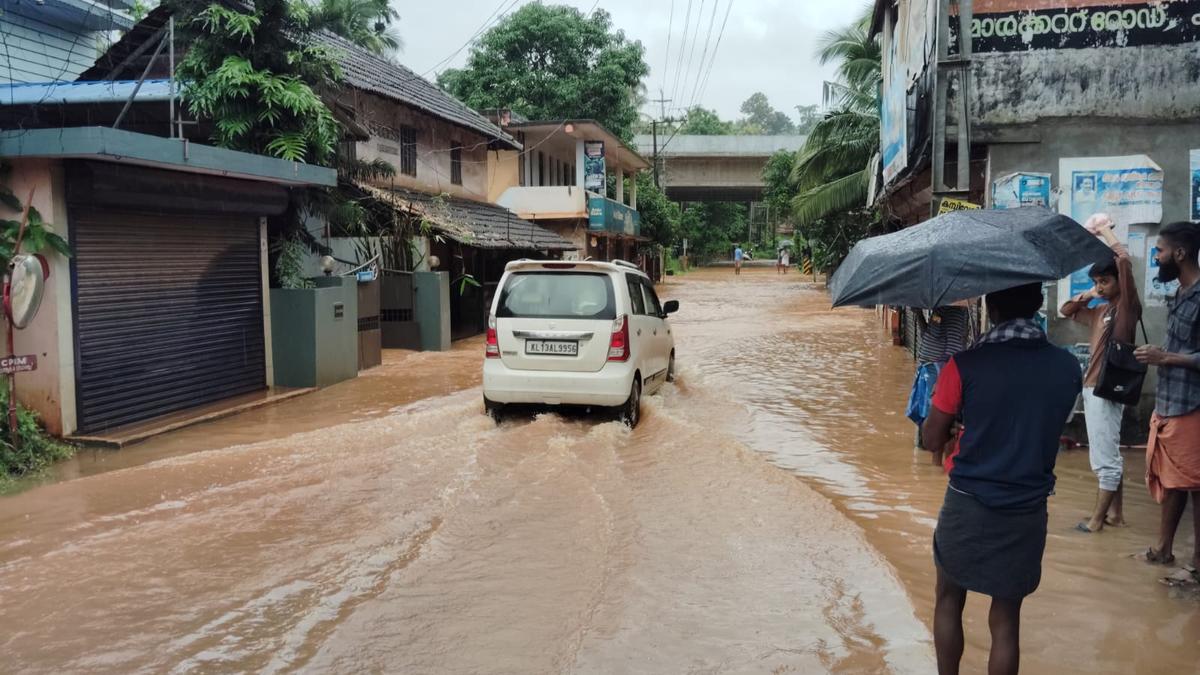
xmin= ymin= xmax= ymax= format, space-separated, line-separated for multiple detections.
xmin=450 ymin=143 xmax=463 ymax=185
xmin=400 ymin=126 xmax=417 ymax=176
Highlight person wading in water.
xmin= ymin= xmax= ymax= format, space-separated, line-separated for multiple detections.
xmin=1135 ymin=221 xmax=1200 ymax=578
xmin=922 ymin=283 xmax=1082 ymax=675
xmin=1060 ymin=215 xmax=1141 ymax=533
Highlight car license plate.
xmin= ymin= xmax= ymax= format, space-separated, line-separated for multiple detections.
xmin=525 ymin=340 xmax=578 ymax=356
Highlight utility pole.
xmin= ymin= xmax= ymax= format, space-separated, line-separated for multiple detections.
xmin=652 ymin=120 xmax=660 ymax=188
xmin=929 ymin=0 xmax=974 ymax=216
xmin=650 ymin=89 xmax=672 ymax=121
xmin=648 ymin=91 xmax=673 ymax=189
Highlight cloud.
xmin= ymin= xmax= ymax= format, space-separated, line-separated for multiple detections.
xmin=397 ymin=0 xmax=865 ymax=122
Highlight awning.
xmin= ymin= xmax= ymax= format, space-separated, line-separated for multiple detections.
xmin=358 ymin=184 xmax=576 ymax=251
xmin=0 ymin=127 xmax=336 ymax=187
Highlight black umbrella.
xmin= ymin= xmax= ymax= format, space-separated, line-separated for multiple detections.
xmin=829 ymin=207 xmax=1113 ymax=309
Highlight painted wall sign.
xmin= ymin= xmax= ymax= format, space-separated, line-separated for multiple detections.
xmin=583 ymin=141 xmax=606 ymax=193
xmin=0 ymin=355 xmax=37 ymax=374
xmin=1190 ymin=148 xmax=1200 ymax=220
xmin=957 ymin=0 xmax=1200 ymax=52
xmin=1056 ymin=154 xmax=1163 ymax=313
xmin=936 ymin=197 xmax=982 ymax=214
xmin=992 ymin=172 xmax=1052 ymax=209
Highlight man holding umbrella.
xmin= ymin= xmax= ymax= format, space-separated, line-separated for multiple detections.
xmin=829 ymin=207 xmax=1113 ymax=673
xmin=922 ymin=283 xmax=1082 ymax=675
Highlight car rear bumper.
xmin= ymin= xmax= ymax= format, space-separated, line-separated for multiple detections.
xmin=483 ymin=359 xmax=635 ymax=406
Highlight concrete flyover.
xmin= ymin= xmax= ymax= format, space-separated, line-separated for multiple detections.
xmin=632 ymin=134 xmax=807 ymax=202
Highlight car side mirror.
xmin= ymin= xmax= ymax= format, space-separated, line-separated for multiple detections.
xmin=663 ymin=300 xmax=679 ymax=316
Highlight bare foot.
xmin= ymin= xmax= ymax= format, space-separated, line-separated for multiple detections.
xmin=1104 ymin=516 xmax=1127 ymax=528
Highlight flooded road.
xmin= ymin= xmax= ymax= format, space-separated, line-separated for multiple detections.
xmin=1 ymin=268 xmax=1196 ymax=673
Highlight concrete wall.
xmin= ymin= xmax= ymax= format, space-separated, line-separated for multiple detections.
xmin=661 ymin=156 xmax=771 ymax=189
xmin=347 ymin=90 xmax=493 ymax=202
xmin=987 ymin=117 xmax=1200 ymax=432
xmin=487 ymin=149 xmax=522 ymax=203
xmin=972 ymin=44 xmax=1200 ymax=128
xmin=2 ymin=159 xmax=74 ymax=435
xmin=270 ymin=278 xmax=359 ymax=388
xmin=495 ymin=186 xmax=587 ymax=220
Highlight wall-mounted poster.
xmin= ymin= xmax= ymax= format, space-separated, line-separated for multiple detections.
xmin=583 ymin=141 xmax=605 ymax=193
xmin=992 ymin=172 xmax=1051 ymax=209
xmin=1147 ymin=243 xmax=1182 ymax=308
xmin=1190 ymin=148 xmax=1200 ymax=220
xmin=881 ymin=11 xmax=908 ymax=186
xmin=1056 ymin=155 xmax=1163 ymax=314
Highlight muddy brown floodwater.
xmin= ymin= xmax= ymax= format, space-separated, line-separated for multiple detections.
xmin=1 ymin=268 xmax=1196 ymax=674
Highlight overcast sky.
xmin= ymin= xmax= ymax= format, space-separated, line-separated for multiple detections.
xmin=397 ymin=0 xmax=867 ymax=122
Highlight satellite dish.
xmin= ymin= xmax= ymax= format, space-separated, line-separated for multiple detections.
xmin=6 ymin=254 xmax=45 ymax=329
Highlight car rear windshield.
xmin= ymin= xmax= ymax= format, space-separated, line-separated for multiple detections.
xmin=496 ymin=272 xmax=616 ymax=320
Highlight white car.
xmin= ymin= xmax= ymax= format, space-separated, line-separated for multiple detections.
xmin=483 ymin=259 xmax=678 ymax=427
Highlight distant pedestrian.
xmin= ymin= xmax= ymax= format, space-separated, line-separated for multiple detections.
xmin=1134 ymin=221 xmax=1200 ymax=576
xmin=906 ymin=306 xmax=970 ymax=434
xmin=922 ymin=283 xmax=1082 ymax=675
xmin=1060 ymin=222 xmax=1141 ymax=533
xmin=734 ymin=243 xmax=744 ymax=276
xmin=779 ymin=248 xmax=790 ymax=274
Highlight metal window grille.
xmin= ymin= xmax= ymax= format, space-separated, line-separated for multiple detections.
xmin=400 ymin=126 xmax=417 ymax=176
xmin=450 ymin=143 xmax=463 ymax=185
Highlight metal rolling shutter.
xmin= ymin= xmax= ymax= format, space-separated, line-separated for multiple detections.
xmin=72 ymin=210 xmax=266 ymax=432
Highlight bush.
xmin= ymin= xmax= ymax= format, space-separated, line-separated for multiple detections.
xmin=0 ymin=386 xmax=73 ymax=481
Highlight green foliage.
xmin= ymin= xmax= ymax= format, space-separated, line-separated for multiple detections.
xmin=311 ymin=0 xmax=403 ymax=56
xmin=805 ymin=210 xmax=882 ymax=273
xmin=680 ymin=202 xmax=748 ymax=262
xmin=634 ymin=172 xmax=681 ymax=247
xmin=737 ymin=92 xmax=796 ymax=135
xmin=762 ymin=150 xmax=796 ymax=223
xmin=131 ymin=0 xmax=152 ymax=21
xmin=778 ymin=6 xmax=881 ymax=268
xmin=438 ymin=4 xmax=649 ymax=140
xmin=0 ymin=386 xmax=74 ymax=482
xmin=0 ymin=162 xmax=71 ymax=264
xmin=675 ymin=106 xmax=734 ymax=135
xmin=171 ymin=0 xmax=341 ymax=165
xmin=794 ymin=104 xmax=821 ymax=134
xmin=273 ymin=235 xmax=315 ymax=289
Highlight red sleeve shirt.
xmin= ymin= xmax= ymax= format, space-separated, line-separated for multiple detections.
xmin=931 ymin=356 xmax=963 ymax=416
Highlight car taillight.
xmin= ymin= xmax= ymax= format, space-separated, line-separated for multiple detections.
xmin=608 ymin=314 xmax=630 ymax=361
xmin=486 ymin=315 xmax=500 ymax=358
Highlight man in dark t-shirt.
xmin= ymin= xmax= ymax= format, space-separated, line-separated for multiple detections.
xmin=922 ymin=283 xmax=1082 ymax=675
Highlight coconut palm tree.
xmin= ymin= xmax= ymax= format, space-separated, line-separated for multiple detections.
xmin=312 ymin=0 xmax=403 ymax=56
xmin=788 ymin=8 xmax=881 ymax=226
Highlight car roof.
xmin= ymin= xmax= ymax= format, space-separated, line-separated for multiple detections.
xmin=503 ymin=259 xmax=648 ymax=278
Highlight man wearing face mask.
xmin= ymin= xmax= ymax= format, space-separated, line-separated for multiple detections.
xmin=1134 ymin=221 xmax=1200 ymax=575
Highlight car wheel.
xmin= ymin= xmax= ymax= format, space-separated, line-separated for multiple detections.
xmin=620 ymin=379 xmax=642 ymax=428
xmin=484 ymin=397 xmax=504 ymax=425
xmin=666 ymin=352 xmax=676 ymax=383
